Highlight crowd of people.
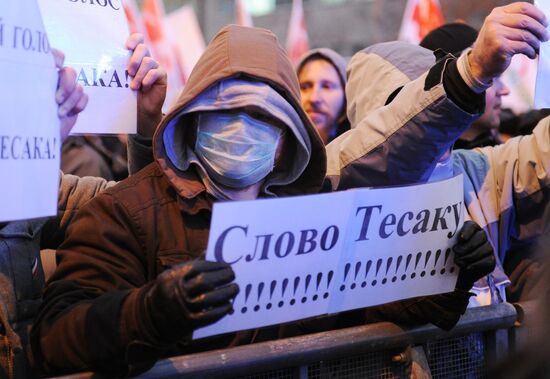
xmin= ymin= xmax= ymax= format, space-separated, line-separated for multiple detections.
xmin=2 ymin=1 xmax=550 ymax=377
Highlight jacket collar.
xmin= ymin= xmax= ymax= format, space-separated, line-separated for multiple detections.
xmin=168 ymin=168 xmax=214 ymax=215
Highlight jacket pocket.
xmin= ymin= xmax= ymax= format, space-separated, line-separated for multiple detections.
xmin=155 ymin=250 xmax=200 ymax=275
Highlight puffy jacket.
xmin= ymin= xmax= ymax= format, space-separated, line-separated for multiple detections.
xmin=326 ymin=41 xmax=550 ymax=302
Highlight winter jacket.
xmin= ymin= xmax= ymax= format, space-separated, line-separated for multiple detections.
xmin=32 ymin=35 xmax=482 ymax=377
xmin=0 ymin=175 xmax=110 ymax=378
xmin=326 ymin=41 xmax=550 ymax=303
xmin=32 ymin=25 xmax=326 ymax=377
xmin=0 ymin=133 xmax=151 ymax=378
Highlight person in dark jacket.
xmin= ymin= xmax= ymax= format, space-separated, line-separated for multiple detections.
xmin=0 ymin=33 xmax=164 ymax=379
xmin=32 ymin=25 xmax=494 ymax=377
xmin=296 ymin=48 xmax=349 ymax=144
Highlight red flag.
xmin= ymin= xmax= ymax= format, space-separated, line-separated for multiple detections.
xmin=235 ymin=0 xmax=253 ymax=27
xmin=122 ymin=0 xmax=145 ymax=35
xmin=141 ymin=0 xmax=185 ymax=106
xmin=166 ymin=5 xmax=206 ymax=82
xmin=286 ymin=0 xmax=310 ymax=64
xmin=398 ymin=0 xmax=445 ymax=45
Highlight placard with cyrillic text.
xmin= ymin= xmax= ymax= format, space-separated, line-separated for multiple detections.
xmin=37 ymin=0 xmax=136 ymax=134
xmin=0 ymin=0 xmax=59 ymax=221
xmin=194 ymin=175 xmax=464 ymax=339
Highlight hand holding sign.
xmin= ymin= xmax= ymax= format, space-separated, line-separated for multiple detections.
xmin=145 ymin=260 xmax=239 ymax=345
xmin=195 ymin=175 xmax=465 ymax=339
xmin=469 ymin=2 xmax=549 ymax=85
xmin=453 ymin=221 xmax=496 ymax=291
xmin=38 ymin=0 xmax=137 ymax=134
xmin=125 ymin=33 xmax=167 ymax=139
xmin=54 ymin=50 xmax=88 ymax=142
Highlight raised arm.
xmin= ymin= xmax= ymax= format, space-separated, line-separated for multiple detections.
xmin=326 ymin=2 xmax=548 ymax=191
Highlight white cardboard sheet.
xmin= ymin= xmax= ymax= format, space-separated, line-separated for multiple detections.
xmin=195 ymin=175 xmax=464 ymax=339
xmin=37 ymin=0 xmax=136 ymax=134
xmin=535 ymin=0 xmax=550 ymax=108
xmin=0 ymin=0 xmax=60 ymax=222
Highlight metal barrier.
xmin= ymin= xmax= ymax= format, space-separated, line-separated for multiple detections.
xmin=55 ymin=302 xmax=519 ymax=379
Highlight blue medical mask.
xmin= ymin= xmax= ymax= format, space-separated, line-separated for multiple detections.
xmin=427 ymin=153 xmax=454 ymax=183
xmin=195 ymin=112 xmax=283 ymax=189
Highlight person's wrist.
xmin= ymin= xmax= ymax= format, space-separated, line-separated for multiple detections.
xmin=137 ymin=111 xmax=162 ymax=138
xmin=458 ymin=50 xmax=493 ymax=94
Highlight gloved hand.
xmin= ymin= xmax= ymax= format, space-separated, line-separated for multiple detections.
xmin=144 ymin=260 xmax=239 ymax=345
xmin=453 ymin=221 xmax=496 ymax=291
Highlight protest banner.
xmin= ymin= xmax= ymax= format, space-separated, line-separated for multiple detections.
xmin=0 ymin=0 xmax=60 ymax=221
xmin=535 ymin=0 xmax=550 ymax=108
xmin=194 ymin=175 xmax=464 ymax=339
xmin=37 ymin=0 xmax=136 ymax=134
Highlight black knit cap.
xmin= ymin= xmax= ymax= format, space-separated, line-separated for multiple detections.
xmin=420 ymin=22 xmax=478 ymax=56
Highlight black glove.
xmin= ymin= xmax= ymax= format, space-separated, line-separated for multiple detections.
xmin=144 ymin=260 xmax=239 ymax=345
xmin=453 ymin=221 xmax=496 ymax=291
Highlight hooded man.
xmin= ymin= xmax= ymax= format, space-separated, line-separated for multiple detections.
xmin=31 ymin=25 xmax=325 ymax=377
xmin=326 ymin=2 xmax=550 ymax=306
xmin=296 ymin=48 xmax=349 ymax=144
xmin=31 ymin=25 xmax=495 ymax=376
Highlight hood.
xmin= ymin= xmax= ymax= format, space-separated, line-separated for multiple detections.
xmin=296 ymin=48 xmax=348 ymax=89
xmin=153 ymin=25 xmax=326 ymax=199
xmin=296 ymin=48 xmax=349 ymax=136
xmin=346 ymin=41 xmax=435 ymax=128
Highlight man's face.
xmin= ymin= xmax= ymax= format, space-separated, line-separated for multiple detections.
xmin=193 ymin=110 xmax=290 ymax=200
xmin=474 ymin=78 xmax=510 ymax=130
xmin=299 ymin=59 xmax=345 ymax=144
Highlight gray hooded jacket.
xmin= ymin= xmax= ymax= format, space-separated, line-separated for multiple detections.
xmin=326 ymin=41 xmax=550 ymax=303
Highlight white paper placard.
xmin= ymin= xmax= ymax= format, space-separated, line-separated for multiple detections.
xmin=194 ymin=175 xmax=464 ymax=339
xmin=37 ymin=0 xmax=136 ymax=134
xmin=535 ymin=0 xmax=550 ymax=108
xmin=0 ymin=0 xmax=60 ymax=222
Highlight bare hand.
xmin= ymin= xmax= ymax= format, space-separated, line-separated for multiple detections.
xmin=53 ymin=49 xmax=88 ymax=142
xmin=469 ymin=2 xmax=549 ymax=84
xmin=125 ymin=33 xmax=167 ymax=138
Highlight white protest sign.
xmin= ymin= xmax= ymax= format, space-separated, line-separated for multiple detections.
xmin=194 ymin=175 xmax=464 ymax=339
xmin=37 ymin=0 xmax=136 ymax=134
xmin=0 ymin=0 xmax=60 ymax=222
xmin=535 ymin=0 xmax=550 ymax=108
